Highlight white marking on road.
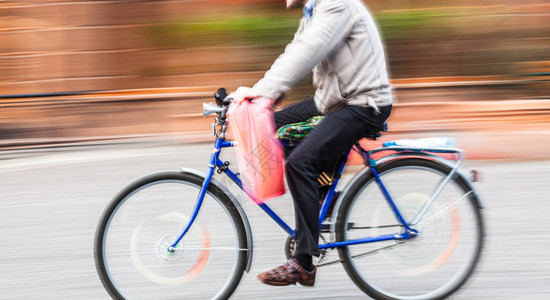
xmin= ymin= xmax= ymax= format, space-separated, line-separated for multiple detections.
xmin=0 ymin=148 xmax=174 ymax=172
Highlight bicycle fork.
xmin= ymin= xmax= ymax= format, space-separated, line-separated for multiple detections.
xmin=168 ymin=138 xmax=227 ymax=252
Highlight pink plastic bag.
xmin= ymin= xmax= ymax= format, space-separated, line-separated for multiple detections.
xmin=227 ymin=97 xmax=285 ymax=204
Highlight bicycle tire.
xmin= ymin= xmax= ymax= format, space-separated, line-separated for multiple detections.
xmin=336 ymin=158 xmax=484 ymax=300
xmin=95 ymin=171 xmax=248 ymax=300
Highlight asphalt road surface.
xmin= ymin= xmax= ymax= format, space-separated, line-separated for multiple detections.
xmin=1 ymin=139 xmax=549 ymax=299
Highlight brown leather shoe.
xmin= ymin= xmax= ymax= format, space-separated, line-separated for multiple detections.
xmin=257 ymin=258 xmax=316 ymax=286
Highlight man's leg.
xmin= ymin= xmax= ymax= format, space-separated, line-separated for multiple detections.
xmin=285 ymin=105 xmax=391 ymax=263
xmin=274 ymin=98 xmax=321 ymax=129
xmin=258 ymin=104 xmax=391 ymax=286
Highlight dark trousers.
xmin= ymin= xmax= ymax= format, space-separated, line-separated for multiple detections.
xmin=274 ymin=99 xmax=391 ymax=257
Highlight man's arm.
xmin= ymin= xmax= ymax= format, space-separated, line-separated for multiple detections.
xmin=253 ymin=0 xmax=353 ymax=103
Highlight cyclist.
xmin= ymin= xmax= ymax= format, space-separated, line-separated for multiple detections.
xmin=232 ymin=0 xmax=392 ymax=286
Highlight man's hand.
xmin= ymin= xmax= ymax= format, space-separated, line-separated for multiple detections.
xmin=231 ymin=86 xmax=260 ymax=104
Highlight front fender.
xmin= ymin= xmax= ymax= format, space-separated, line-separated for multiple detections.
xmin=179 ymin=167 xmax=254 ymax=272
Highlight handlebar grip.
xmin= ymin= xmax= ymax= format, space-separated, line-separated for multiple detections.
xmin=214 ymin=88 xmax=227 ymax=106
xmin=223 ymin=96 xmax=233 ymax=105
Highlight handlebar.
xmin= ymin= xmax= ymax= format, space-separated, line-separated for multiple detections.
xmin=203 ymin=87 xmax=233 ymax=118
xmin=202 ymin=87 xmax=236 ymax=135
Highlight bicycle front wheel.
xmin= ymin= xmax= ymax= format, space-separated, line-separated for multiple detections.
xmin=336 ymin=158 xmax=484 ymax=300
xmin=95 ymin=172 xmax=248 ymax=300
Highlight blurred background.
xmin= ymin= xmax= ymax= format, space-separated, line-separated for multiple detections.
xmin=1 ymin=0 xmax=549 ymax=299
xmin=0 ymin=0 xmax=548 ymax=157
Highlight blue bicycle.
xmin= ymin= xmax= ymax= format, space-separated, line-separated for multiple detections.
xmin=95 ymin=90 xmax=484 ymax=300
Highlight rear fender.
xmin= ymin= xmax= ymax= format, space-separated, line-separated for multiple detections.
xmin=330 ymin=153 xmax=484 ymax=234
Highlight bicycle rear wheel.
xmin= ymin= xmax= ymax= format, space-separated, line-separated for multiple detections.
xmin=336 ymin=158 xmax=484 ymax=300
xmin=95 ymin=171 xmax=248 ymax=300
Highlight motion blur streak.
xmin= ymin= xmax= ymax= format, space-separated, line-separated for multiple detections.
xmin=382 ymin=5 xmax=506 ymax=13
xmin=0 ymin=0 xmax=549 ymax=299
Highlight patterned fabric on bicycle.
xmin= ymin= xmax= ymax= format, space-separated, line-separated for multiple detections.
xmin=276 ymin=116 xmax=324 ymax=144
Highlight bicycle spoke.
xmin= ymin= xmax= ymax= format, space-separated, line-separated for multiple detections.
xmin=172 ymin=246 xmax=249 ymax=251
xmin=96 ymin=173 xmax=248 ymax=300
xmin=336 ymin=158 xmax=483 ymax=300
xmin=349 ymin=242 xmax=405 ymax=260
xmin=414 ymin=191 xmax=472 ymax=227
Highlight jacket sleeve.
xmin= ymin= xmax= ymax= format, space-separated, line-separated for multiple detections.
xmin=253 ymin=0 xmax=353 ymax=103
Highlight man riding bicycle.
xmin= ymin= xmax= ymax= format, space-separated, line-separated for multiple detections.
xmin=232 ymin=0 xmax=392 ymax=286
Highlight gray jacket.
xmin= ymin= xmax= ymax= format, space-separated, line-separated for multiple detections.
xmin=253 ymin=0 xmax=392 ymax=114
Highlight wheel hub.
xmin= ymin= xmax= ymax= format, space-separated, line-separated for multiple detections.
xmin=156 ymin=234 xmax=185 ymax=261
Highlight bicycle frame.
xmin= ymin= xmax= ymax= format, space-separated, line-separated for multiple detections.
xmin=169 ymin=135 xmax=421 ymax=251
xmin=96 ymin=95 xmax=485 ymax=300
